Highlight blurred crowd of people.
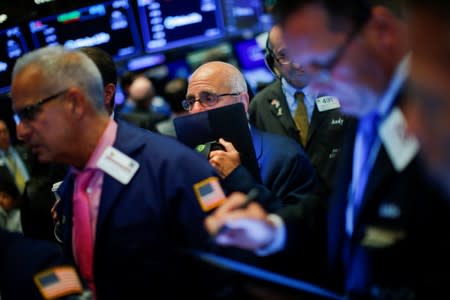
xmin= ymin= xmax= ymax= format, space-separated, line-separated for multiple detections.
xmin=1 ymin=1 xmax=450 ymax=300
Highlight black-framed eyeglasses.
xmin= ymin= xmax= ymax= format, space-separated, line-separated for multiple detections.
xmin=182 ymin=92 xmax=241 ymax=111
xmin=309 ymin=28 xmax=361 ymax=75
xmin=267 ymin=48 xmax=292 ymax=65
xmin=13 ymin=89 xmax=69 ymax=124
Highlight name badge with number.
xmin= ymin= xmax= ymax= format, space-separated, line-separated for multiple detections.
xmin=97 ymin=146 xmax=140 ymax=184
xmin=316 ymin=96 xmax=341 ymax=112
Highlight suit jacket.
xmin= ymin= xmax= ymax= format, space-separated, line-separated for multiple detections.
xmin=249 ymin=79 xmax=353 ymax=198
xmin=56 ymin=120 xmax=236 ymax=300
xmin=324 ymin=92 xmax=450 ymax=298
xmin=0 ymin=229 xmax=63 ymax=300
xmin=221 ymin=126 xmax=318 ymax=212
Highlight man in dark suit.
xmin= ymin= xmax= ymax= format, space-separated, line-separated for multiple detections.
xmin=10 ymin=45 xmax=237 ymax=300
xmin=186 ymin=61 xmax=319 ymax=211
xmin=249 ymin=25 xmax=352 ymax=198
xmin=205 ymin=1 xmax=450 ymax=299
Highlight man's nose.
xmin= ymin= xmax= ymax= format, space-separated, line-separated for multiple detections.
xmin=190 ymin=101 xmax=205 ymax=114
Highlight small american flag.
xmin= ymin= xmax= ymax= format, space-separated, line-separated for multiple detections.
xmin=193 ymin=177 xmax=226 ymax=212
xmin=34 ymin=266 xmax=83 ymax=300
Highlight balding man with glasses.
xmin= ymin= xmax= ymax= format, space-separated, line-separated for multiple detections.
xmin=185 ymin=62 xmax=324 ymax=280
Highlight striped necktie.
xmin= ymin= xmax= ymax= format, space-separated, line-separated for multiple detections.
xmin=294 ymin=92 xmax=309 ymax=146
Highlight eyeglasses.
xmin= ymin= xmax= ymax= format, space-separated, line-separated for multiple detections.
xmin=13 ymin=89 xmax=69 ymax=124
xmin=308 ymin=28 xmax=361 ymax=76
xmin=268 ymin=48 xmax=292 ymax=65
xmin=182 ymin=92 xmax=241 ymax=111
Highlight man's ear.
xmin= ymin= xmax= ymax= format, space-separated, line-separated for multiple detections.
xmin=103 ymin=83 xmax=116 ymax=114
xmin=66 ymin=88 xmax=86 ymax=119
xmin=240 ymin=92 xmax=250 ymax=112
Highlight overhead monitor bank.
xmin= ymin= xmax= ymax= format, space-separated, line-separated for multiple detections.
xmin=0 ymin=26 xmax=28 ymax=94
xmin=0 ymin=0 xmax=272 ymax=94
xmin=28 ymin=0 xmax=142 ymax=61
xmin=137 ymin=0 xmax=224 ymax=54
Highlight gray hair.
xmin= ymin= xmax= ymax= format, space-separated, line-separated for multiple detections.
xmin=226 ymin=68 xmax=248 ymax=94
xmin=12 ymin=45 xmax=106 ymax=112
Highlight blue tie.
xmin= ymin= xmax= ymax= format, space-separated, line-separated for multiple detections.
xmin=347 ymin=112 xmax=380 ymax=234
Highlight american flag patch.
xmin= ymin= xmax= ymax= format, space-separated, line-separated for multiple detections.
xmin=33 ymin=266 xmax=83 ymax=300
xmin=193 ymin=177 xmax=226 ymax=212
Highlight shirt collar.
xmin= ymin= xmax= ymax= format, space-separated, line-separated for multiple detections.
xmin=281 ymin=78 xmax=316 ymax=107
xmin=71 ymin=119 xmax=118 ymax=174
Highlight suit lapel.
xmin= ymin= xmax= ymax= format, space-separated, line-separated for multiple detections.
xmin=328 ymin=128 xmax=356 ymax=268
xmin=307 ymin=105 xmax=329 ymax=144
xmin=267 ymin=81 xmax=298 ymax=136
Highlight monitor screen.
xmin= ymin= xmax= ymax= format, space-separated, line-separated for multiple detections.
xmin=28 ymin=0 xmax=142 ymax=61
xmin=234 ymin=38 xmax=274 ymax=94
xmin=220 ymin=0 xmax=272 ymax=37
xmin=0 ymin=26 xmax=29 ymax=94
xmin=137 ymin=0 xmax=225 ymax=53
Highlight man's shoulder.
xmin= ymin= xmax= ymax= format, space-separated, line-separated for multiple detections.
xmin=116 ymin=119 xmax=205 ymax=162
xmin=257 ymin=129 xmax=305 ymax=154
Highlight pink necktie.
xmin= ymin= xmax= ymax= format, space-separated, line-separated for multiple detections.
xmin=72 ymin=169 xmax=96 ymax=294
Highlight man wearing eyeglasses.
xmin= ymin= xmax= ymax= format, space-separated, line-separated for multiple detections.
xmin=250 ymin=24 xmax=352 ymax=200
xmin=9 ymin=46 xmax=240 ymax=300
xmin=204 ymin=0 xmax=450 ymax=299
xmin=186 ymin=61 xmax=327 ymax=280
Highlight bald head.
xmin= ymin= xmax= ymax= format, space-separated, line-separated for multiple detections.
xmin=190 ymin=61 xmax=247 ymax=94
xmin=128 ymin=76 xmax=155 ymax=105
xmin=267 ymin=24 xmax=283 ymax=51
xmin=187 ymin=61 xmax=249 ymax=113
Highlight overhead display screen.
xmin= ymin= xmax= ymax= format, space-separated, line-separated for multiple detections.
xmin=28 ymin=0 xmax=142 ymax=61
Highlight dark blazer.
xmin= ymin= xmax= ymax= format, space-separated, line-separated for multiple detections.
xmin=0 ymin=229 xmax=63 ymax=300
xmin=249 ymin=79 xmax=353 ymax=198
xmin=325 ymin=106 xmax=450 ymax=299
xmin=221 ymin=126 xmax=318 ymax=212
xmin=275 ymin=88 xmax=450 ymax=298
xmin=56 ymin=120 xmax=235 ymax=299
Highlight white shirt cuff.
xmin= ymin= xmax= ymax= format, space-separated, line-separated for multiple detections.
xmin=255 ymin=213 xmax=286 ymax=256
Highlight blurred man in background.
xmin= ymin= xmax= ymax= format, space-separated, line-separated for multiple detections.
xmin=205 ymin=1 xmax=450 ymax=298
xmin=406 ymin=1 xmax=450 ymax=199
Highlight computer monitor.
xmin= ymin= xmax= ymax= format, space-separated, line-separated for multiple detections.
xmin=220 ymin=0 xmax=272 ymax=37
xmin=28 ymin=0 xmax=142 ymax=61
xmin=234 ymin=38 xmax=274 ymax=94
xmin=0 ymin=26 xmax=29 ymax=94
xmin=136 ymin=0 xmax=225 ymax=54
